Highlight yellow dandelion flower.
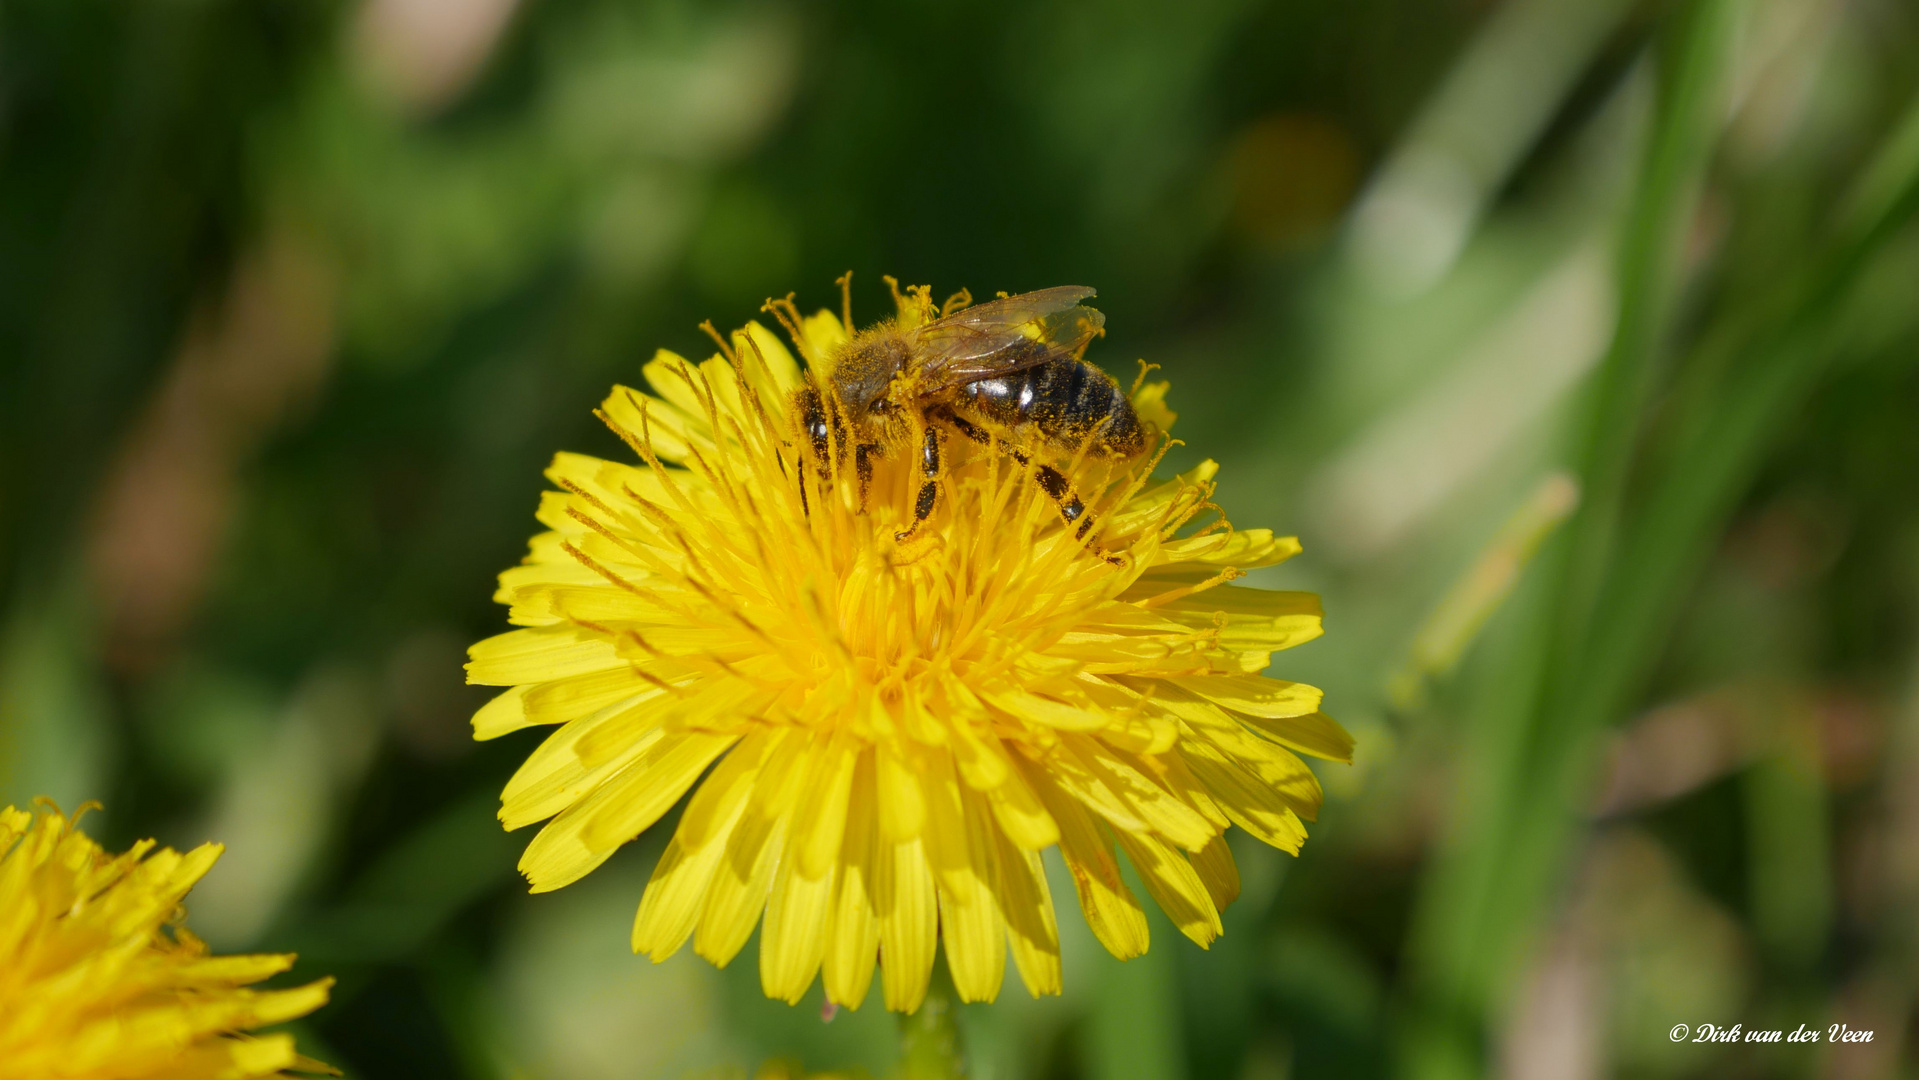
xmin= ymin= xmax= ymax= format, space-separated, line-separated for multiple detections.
xmin=468 ymin=280 xmax=1351 ymax=1012
xmin=0 ymin=802 xmax=335 ymax=1080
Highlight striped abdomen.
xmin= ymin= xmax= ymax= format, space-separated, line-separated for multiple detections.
xmin=955 ymin=357 xmax=1145 ymax=457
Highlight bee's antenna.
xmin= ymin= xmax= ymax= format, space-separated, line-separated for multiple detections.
xmin=834 ymin=271 xmax=855 ymax=334
xmin=698 ymin=320 xmax=737 ymax=364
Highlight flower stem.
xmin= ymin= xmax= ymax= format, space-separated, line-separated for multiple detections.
xmin=897 ymin=982 xmax=965 ymax=1080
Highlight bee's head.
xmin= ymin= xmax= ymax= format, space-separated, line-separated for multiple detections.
xmin=829 ymin=330 xmax=910 ymax=416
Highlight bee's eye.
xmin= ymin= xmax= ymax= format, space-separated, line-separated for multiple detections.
xmin=869 ymin=399 xmax=892 ymax=414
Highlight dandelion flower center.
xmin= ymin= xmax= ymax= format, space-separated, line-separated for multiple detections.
xmin=468 ymin=282 xmax=1350 ymax=1012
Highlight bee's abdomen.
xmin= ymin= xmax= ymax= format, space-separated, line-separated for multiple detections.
xmin=959 ymin=358 xmax=1144 ymax=457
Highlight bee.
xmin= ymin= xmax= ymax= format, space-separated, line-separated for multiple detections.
xmin=790 ymin=284 xmax=1147 ymax=543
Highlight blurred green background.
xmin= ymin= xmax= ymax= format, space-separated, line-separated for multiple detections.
xmin=4 ymin=0 xmax=1919 ymax=1076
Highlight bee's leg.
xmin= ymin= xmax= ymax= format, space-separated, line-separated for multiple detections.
xmin=855 ymin=443 xmax=879 ymax=510
xmin=1032 ymin=463 xmax=1097 ymax=538
xmin=1028 ymin=454 xmax=1121 ymax=563
xmin=895 ymin=424 xmax=942 ymax=542
xmin=930 ymin=405 xmax=1114 ymax=559
xmin=933 ymin=405 xmax=992 ymax=447
xmin=929 ymin=407 xmax=1064 ymax=513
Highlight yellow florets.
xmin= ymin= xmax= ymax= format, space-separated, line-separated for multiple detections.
xmin=0 ymin=802 xmax=333 ymax=1080
xmin=468 ymin=284 xmax=1350 ymax=1012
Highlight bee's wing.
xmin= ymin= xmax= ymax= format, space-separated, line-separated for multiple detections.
xmin=908 ymin=285 xmax=1105 ymax=389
